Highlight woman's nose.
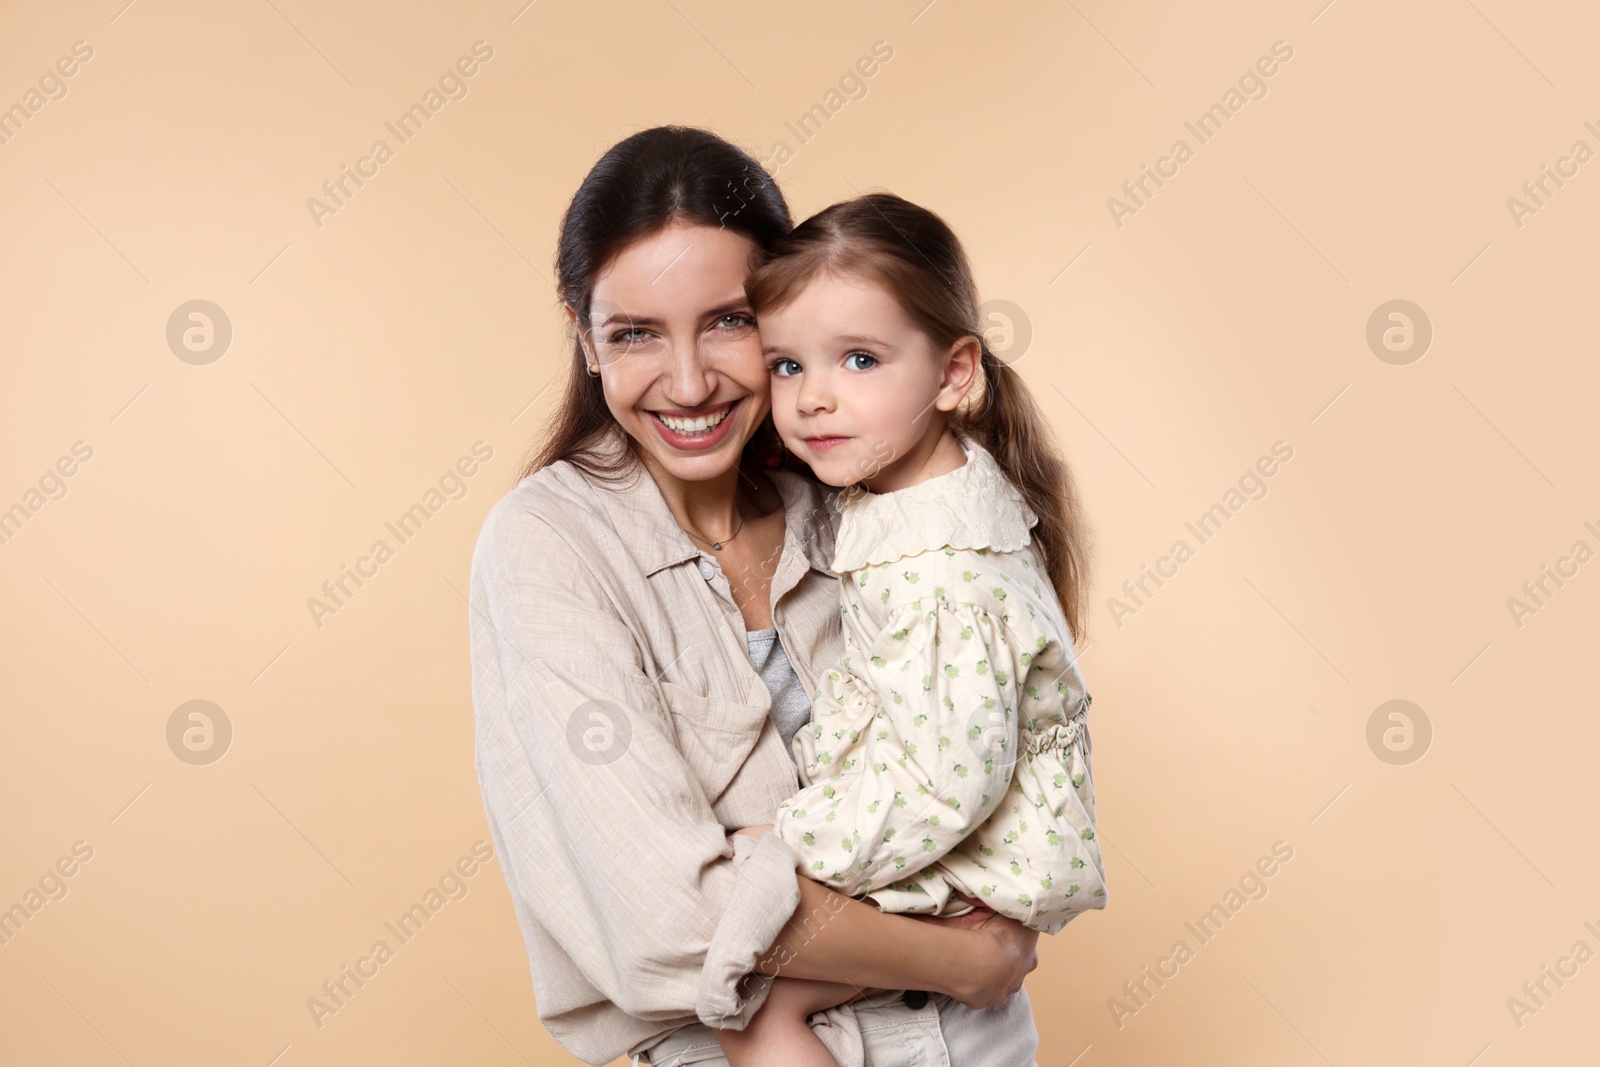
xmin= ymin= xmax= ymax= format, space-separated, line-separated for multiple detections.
xmin=662 ymin=338 xmax=718 ymax=408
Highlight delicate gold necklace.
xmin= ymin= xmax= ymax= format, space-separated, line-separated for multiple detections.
xmin=682 ymin=504 xmax=745 ymax=551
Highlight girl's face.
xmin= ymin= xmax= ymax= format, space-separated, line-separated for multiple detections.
xmin=577 ymin=220 xmax=770 ymax=486
xmin=760 ymin=270 xmax=976 ymax=491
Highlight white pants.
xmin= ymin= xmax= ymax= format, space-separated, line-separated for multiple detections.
xmin=638 ymin=985 xmax=1040 ymax=1067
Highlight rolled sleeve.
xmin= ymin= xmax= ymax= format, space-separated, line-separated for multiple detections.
xmin=470 ymin=502 xmax=802 ymax=1034
xmin=696 ymin=831 xmax=804 ymax=1028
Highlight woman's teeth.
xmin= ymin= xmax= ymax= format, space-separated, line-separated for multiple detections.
xmin=656 ymin=403 xmax=733 ymax=434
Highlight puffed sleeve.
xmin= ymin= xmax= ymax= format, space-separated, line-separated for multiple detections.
xmin=772 ymin=598 xmax=1021 ymax=896
xmin=470 ymin=502 xmax=803 ymax=1031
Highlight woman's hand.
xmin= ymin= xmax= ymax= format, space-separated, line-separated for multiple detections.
xmin=926 ymin=893 xmax=1039 ymax=1010
xmin=730 ymin=822 xmax=775 ymax=840
xmin=956 ymin=915 xmax=1039 ymax=1009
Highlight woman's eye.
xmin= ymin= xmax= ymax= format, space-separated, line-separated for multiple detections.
xmin=610 ymin=328 xmax=651 ymax=345
xmin=770 ymin=359 xmax=800 ymax=377
xmin=845 ymin=351 xmax=878 ymax=371
xmin=716 ymin=313 xmax=754 ymax=330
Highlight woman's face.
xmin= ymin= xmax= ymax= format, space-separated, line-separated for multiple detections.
xmin=580 ymin=220 xmax=771 ymax=486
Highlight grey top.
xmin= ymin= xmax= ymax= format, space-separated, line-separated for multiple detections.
xmin=744 ymin=626 xmax=811 ymax=772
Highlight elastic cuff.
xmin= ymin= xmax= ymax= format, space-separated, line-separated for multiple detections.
xmin=694 ymin=831 xmax=804 ymax=1030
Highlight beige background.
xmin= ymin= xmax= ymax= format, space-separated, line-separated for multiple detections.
xmin=3 ymin=0 xmax=1596 ymax=1063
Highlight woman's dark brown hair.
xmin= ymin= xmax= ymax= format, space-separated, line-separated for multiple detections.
xmin=745 ymin=192 xmax=1094 ymax=640
xmin=519 ymin=126 xmax=797 ymax=483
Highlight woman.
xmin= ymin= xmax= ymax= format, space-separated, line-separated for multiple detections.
xmin=469 ymin=126 xmax=1043 ymax=1067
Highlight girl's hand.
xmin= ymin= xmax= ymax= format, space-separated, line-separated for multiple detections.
xmin=909 ymin=894 xmax=998 ymax=932
xmin=906 ymin=891 xmax=998 ymax=930
xmin=729 ymin=822 xmax=774 ymax=840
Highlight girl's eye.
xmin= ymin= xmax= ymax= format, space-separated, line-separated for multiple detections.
xmin=770 ymin=358 xmax=801 ymax=378
xmin=845 ymin=351 xmax=878 ymax=371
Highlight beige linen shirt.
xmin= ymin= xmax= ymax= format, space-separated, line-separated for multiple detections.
xmin=469 ymin=430 xmax=845 ymax=1065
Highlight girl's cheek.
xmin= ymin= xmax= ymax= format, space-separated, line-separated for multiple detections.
xmin=770 ymin=402 xmax=803 ymax=436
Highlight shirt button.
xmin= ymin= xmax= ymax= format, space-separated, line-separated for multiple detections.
xmin=697 ymin=558 xmax=716 ymax=581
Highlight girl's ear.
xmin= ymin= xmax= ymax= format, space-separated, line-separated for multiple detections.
xmin=934 ymin=335 xmax=982 ymax=412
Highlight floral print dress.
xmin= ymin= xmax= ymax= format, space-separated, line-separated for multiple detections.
xmin=773 ymin=436 xmax=1108 ymax=934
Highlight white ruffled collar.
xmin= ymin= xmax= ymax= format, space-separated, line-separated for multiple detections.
xmin=830 ymin=435 xmax=1038 ymax=573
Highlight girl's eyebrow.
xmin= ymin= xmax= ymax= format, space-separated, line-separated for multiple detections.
xmin=835 ymin=334 xmax=894 ymax=349
xmin=763 ymin=333 xmax=895 ymax=357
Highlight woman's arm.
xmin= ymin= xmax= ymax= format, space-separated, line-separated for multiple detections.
xmin=753 ymin=869 xmax=1040 ymax=1009
xmin=471 ymin=505 xmax=815 ymax=1033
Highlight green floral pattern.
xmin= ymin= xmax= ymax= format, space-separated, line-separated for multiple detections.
xmin=774 ymin=530 xmax=1108 ymax=935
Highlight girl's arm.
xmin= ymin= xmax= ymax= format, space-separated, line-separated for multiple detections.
xmin=772 ymin=599 xmax=1024 ymax=897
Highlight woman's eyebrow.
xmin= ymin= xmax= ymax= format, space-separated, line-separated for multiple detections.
xmin=592 ymin=298 xmax=750 ymax=330
xmin=592 ymin=310 xmax=663 ymax=329
xmin=702 ymin=300 xmax=753 ymax=320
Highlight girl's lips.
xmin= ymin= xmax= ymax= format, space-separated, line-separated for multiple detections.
xmin=648 ymin=398 xmax=742 ymax=451
xmin=804 ymin=436 xmax=851 ymax=452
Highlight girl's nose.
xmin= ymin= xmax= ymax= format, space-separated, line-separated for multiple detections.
xmin=796 ymin=368 xmax=834 ymax=414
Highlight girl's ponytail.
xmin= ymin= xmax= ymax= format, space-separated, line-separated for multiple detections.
xmin=960 ymin=340 xmax=1092 ymax=643
xmin=746 ymin=191 xmax=1094 ymax=640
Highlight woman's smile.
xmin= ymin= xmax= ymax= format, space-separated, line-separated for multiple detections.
xmin=646 ymin=396 xmax=744 ymax=450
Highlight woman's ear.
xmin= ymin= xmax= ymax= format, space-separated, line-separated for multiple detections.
xmin=564 ymin=303 xmax=596 ymax=361
xmin=933 ymin=335 xmax=982 ymax=412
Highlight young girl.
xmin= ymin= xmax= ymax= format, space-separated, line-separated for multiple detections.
xmin=712 ymin=193 xmax=1108 ymax=1067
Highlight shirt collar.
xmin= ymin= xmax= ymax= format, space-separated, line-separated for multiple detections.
xmin=830 ymin=434 xmax=1038 ymax=573
xmin=584 ymin=430 xmax=839 ymax=577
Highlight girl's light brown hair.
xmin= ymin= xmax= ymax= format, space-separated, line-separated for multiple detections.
xmin=746 ymin=192 xmax=1094 ymax=641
